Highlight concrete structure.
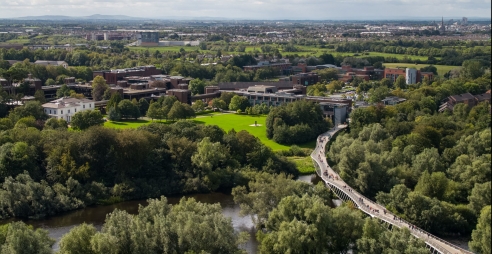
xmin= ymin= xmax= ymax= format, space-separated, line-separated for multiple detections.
xmin=167 ymin=89 xmax=191 ymax=104
xmin=34 ymin=60 xmax=69 ymax=68
xmin=246 ymin=85 xmax=278 ymax=93
xmin=319 ymin=102 xmax=348 ymax=126
xmin=42 ymin=97 xmax=95 ymax=122
xmin=405 ymin=68 xmax=418 ymax=85
xmin=292 ymin=72 xmax=320 ymax=86
xmin=381 ymin=96 xmax=407 ymax=105
xmin=136 ymin=31 xmax=159 ymax=46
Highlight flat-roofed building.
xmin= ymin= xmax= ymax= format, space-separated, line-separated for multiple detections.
xmin=42 ymin=97 xmax=95 ymax=122
xmin=246 ymin=85 xmax=278 ymax=93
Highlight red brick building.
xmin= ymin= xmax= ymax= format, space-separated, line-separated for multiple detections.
xmin=93 ymin=66 xmax=161 ymax=85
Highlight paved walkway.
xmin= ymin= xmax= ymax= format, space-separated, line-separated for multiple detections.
xmin=311 ymin=125 xmax=472 ymax=254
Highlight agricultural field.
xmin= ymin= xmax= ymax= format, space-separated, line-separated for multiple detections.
xmin=382 ymin=63 xmax=460 ymax=76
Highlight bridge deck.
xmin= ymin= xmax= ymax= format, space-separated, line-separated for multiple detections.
xmin=311 ymin=126 xmax=472 ymax=254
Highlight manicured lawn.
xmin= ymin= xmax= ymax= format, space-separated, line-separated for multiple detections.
xmin=103 ymin=113 xmax=316 ymax=151
xmin=382 ymin=63 xmax=460 ymax=76
xmin=193 ymin=113 xmax=315 ymax=151
xmin=289 ymin=156 xmax=315 ymax=175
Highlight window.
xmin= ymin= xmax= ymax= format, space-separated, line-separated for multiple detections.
xmin=61 ymin=110 xmax=63 ymax=114
xmin=50 ymin=110 xmax=52 ymax=114
xmin=68 ymin=110 xmax=70 ymax=113
xmin=89 ymin=104 xmax=92 ymax=108
xmin=83 ymin=105 xmax=85 ymax=109
xmin=54 ymin=110 xmax=57 ymax=114
xmin=75 ymin=109 xmax=77 ymax=112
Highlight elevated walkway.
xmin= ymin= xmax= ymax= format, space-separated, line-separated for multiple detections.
xmin=311 ymin=126 xmax=472 ymax=254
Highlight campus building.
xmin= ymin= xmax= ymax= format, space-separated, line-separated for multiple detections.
xmin=383 ymin=67 xmax=434 ymax=84
xmin=439 ymin=91 xmax=491 ymax=112
xmin=42 ymin=97 xmax=95 ymax=122
xmin=93 ymin=66 xmax=161 ymax=85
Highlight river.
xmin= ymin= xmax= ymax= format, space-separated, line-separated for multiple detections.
xmin=9 ymin=174 xmax=319 ymax=254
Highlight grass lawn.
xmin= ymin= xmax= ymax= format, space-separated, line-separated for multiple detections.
xmin=103 ymin=113 xmax=316 ymax=151
xmin=104 ymin=119 xmax=154 ymax=129
xmin=289 ymin=156 xmax=315 ymax=175
xmin=193 ymin=113 xmax=316 ymax=151
xmin=383 ymin=63 xmax=460 ymax=76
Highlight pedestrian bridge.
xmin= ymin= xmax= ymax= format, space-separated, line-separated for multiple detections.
xmin=311 ymin=125 xmax=473 ymax=254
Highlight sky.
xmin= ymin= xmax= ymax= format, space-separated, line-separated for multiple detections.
xmin=0 ymin=0 xmax=491 ymax=20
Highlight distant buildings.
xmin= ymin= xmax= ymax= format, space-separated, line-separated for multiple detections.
xmin=439 ymin=92 xmax=491 ymax=112
xmin=42 ymin=97 xmax=95 ymax=122
xmin=34 ymin=60 xmax=69 ymax=68
xmin=383 ymin=67 xmax=434 ymax=84
xmin=136 ymin=31 xmax=159 ymax=46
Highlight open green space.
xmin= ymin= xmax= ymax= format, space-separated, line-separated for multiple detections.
xmin=103 ymin=113 xmax=315 ymax=151
xmin=289 ymin=156 xmax=315 ymax=175
xmin=383 ymin=63 xmax=460 ymax=76
xmin=193 ymin=113 xmax=315 ymax=151
xmin=129 ymin=46 xmax=202 ymax=52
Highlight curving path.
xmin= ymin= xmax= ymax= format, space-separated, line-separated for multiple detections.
xmin=311 ymin=125 xmax=472 ymax=254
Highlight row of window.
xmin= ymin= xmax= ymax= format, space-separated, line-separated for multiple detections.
xmin=46 ymin=104 xmax=92 ymax=115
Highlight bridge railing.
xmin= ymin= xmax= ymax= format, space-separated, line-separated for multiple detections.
xmin=310 ymin=127 xmax=472 ymax=254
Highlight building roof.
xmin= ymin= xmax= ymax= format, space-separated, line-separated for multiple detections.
xmin=42 ymin=97 xmax=93 ymax=109
xmin=34 ymin=60 xmax=68 ymax=66
xmin=449 ymin=93 xmax=475 ymax=102
xmin=474 ymin=93 xmax=491 ymax=102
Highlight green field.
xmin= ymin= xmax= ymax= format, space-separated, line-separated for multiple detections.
xmin=193 ymin=113 xmax=315 ymax=151
xmin=103 ymin=113 xmax=314 ymax=151
xmin=129 ymin=46 xmax=203 ymax=52
xmin=383 ymin=63 xmax=460 ymax=76
xmin=289 ymin=156 xmax=315 ymax=175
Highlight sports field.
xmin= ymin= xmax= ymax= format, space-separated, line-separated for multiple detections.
xmin=383 ymin=63 xmax=460 ymax=76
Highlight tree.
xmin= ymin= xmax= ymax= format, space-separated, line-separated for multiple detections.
xmin=188 ymin=79 xmax=207 ymax=95
xmin=118 ymin=99 xmax=139 ymax=119
xmin=107 ymin=106 xmax=121 ymax=122
xmin=368 ymin=86 xmax=390 ymax=103
xmin=58 ymin=223 xmax=97 ymax=254
xmin=70 ymin=110 xmax=104 ymax=130
xmin=468 ymin=182 xmax=491 ymax=216
xmin=469 ymin=206 xmax=491 ymax=254
xmin=45 ymin=78 xmax=56 ymax=86
xmin=146 ymin=101 xmax=164 ymax=121
xmin=0 ymin=222 xmax=54 ymax=254
xmin=461 ymin=60 xmax=484 ymax=80
xmin=138 ymin=98 xmax=149 ymax=116
xmin=192 ymin=100 xmax=205 ymax=112
xmin=91 ymin=76 xmax=108 ymax=101
xmin=394 ymin=75 xmax=407 ymax=89
xmin=44 ymin=118 xmax=68 ymax=129
xmin=228 ymin=95 xmax=250 ymax=111
xmin=219 ymin=92 xmax=235 ymax=108
xmin=56 ymin=84 xmax=72 ymax=98
xmin=315 ymin=68 xmax=339 ymax=81
xmin=34 ymin=90 xmax=46 ymax=103
xmin=8 ymin=101 xmax=48 ymax=123
xmin=106 ymin=93 xmax=122 ymax=109
xmin=211 ymin=98 xmax=227 ymax=111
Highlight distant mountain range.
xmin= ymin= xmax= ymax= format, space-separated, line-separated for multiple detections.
xmin=6 ymin=14 xmax=491 ymax=21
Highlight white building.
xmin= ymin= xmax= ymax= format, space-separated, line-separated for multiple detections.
xmin=42 ymin=97 xmax=95 ymax=122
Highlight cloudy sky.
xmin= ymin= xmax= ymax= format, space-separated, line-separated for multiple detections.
xmin=1 ymin=0 xmax=491 ymax=19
